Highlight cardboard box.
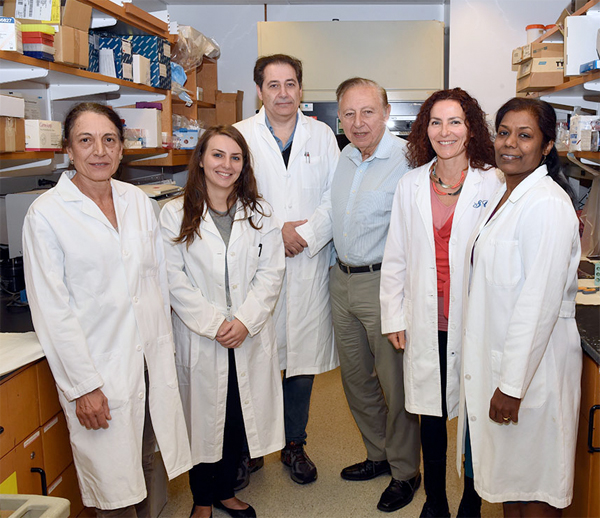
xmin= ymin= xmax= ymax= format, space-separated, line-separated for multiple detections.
xmin=24 ymin=119 xmax=62 ymax=150
xmin=0 ymin=17 xmax=23 ymax=52
xmin=512 ymin=46 xmax=523 ymax=65
xmin=521 ymin=42 xmax=564 ymax=61
xmin=0 ymin=94 xmax=25 ymax=118
xmin=130 ymin=35 xmax=171 ymax=89
xmin=516 ymin=57 xmax=565 ymax=92
xmin=0 ymin=116 xmax=25 ymax=152
xmin=115 ymin=108 xmax=162 ymax=148
xmin=62 ymin=0 xmax=92 ymax=31
xmin=54 ymin=25 xmax=88 ymax=68
xmin=98 ymin=36 xmax=133 ymax=81
xmin=3 ymin=0 xmax=57 ymax=23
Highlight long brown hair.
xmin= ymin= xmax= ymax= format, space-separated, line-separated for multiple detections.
xmin=406 ymin=88 xmax=495 ymax=170
xmin=174 ymin=125 xmax=266 ymax=247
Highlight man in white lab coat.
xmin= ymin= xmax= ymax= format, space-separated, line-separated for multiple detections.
xmin=235 ymin=54 xmax=340 ymax=485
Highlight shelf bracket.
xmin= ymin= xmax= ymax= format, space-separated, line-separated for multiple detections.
xmin=49 ymin=82 xmax=120 ymax=100
xmin=584 ymin=80 xmax=600 ymax=92
xmin=567 ymin=153 xmax=600 ymax=176
xmin=0 ymin=65 xmax=49 ymax=84
xmin=0 ymin=158 xmax=54 ymax=174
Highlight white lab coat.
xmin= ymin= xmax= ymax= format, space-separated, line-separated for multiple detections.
xmin=22 ymin=171 xmax=192 ymax=510
xmin=458 ymin=166 xmax=582 ymax=508
xmin=380 ymin=160 xmax=502 ymax=418
xmin=235 ymin=108 xmax=340 ymax=376
xmin=160 ymin=198 xmax=286 ymax=463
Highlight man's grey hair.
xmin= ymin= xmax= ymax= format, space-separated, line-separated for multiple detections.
xmin=336 ymin=77 xmax=388 ymax=108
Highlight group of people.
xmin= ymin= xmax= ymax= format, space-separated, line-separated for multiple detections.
xmin=22 ymin=52 xmax=582 ymax=518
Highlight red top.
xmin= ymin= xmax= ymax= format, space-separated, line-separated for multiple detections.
xmin=430 ymin=182 xmax=457 ymax=331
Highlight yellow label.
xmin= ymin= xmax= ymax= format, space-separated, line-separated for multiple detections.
xmin=0 ymin=472 xmax=18 ymax=494
xmin=42 ymin=0 xmax=61 ymax=24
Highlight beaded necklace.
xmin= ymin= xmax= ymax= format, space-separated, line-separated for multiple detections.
xmin=429 ymin=160 xmax=467 ymax=196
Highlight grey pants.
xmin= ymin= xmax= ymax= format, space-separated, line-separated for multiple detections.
xmin=330 ymin=265 xmax=420 ymax=481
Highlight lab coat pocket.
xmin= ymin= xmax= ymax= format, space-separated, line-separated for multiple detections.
xmin=91 ymin=351 xmax=128 ymax=411
xmin=403 ymin=299 xmax=414 ymax=387
xmin=246 ymin=245 xmax=260 ymax=280
xmin=128 ymin=231 xmax=158 ymax=278
xmin=490 ymin=350 xmax=546 ymax=409
xmin=485 ymin=240 xmax=521 ymax=287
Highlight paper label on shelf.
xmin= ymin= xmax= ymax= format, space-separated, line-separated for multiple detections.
xmin=44 ymin=415 xmax=59 ymax=432
xmin=163 ymin=42 xmax=171 ymax=58
xmin=23 ymin=430 xmax=40 ymax=448
xmin=48 ymin=475 xmax=63 ymax=495
xmin=159 ymin=62 xmax=167 ymax=77
xmin=122 ymin=39 xmax=132 ymax=55
xmin=14 ymin=0 xmax=52 ymax=21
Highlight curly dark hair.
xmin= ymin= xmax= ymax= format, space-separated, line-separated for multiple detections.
xmin=174 ymin=125 xmax=266 ymax=247
xmin=406 ymin=88 xmax=495 ymax=170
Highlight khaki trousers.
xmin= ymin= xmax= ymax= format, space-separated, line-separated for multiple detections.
xmin=330 ymin=265 xmax=420 ymax=480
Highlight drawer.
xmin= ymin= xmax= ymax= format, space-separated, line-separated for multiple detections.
xmin=48 ymin=463 xmax=84 ymax=518
xmin=14 ymin=428 xmax=45 ymax=495
xmin=41 ymin=412 xmax=73 ymax=483
xmin=37 ymin=360 xmax=62 ymax=425
xmin=0 ymin=367 xmax=39 ymax=458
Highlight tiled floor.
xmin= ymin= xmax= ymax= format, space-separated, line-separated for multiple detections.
xmin=159 ymin=367 xmax=503 ymax=518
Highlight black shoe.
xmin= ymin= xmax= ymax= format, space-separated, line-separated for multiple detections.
xmin=281 ymin=441 xmax=318 ymax=484
xmin=341 ymin=459 xmax=391 ymax=481
xmin=189 ymin=505 xmax=212 ymax=518
xmin=213 ymin=500 xmax=256 ymax=518
xmin=234 ymin=453 xmax=250 ymax=491
xmin=377 ymin=473 xmax=422 ymax=512
xmin=420 ymin=499 xmax=450 ymax=518
xmin=249 ymin=456 xmax=264 ymax=473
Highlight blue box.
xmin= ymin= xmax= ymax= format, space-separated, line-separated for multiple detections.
xmin=88 ymin=33 xmax=99 ymax=73
xmin=580 ymin=60 xmax=600 ymax=74
xmin=131 ymin=35 xmax=171 ymax=89
xmin=98 ymin=36 xmax=133 ymax=81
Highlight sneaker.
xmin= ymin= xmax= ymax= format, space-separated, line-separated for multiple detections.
xmin=280 ymin=441 xmax=317 ymax=484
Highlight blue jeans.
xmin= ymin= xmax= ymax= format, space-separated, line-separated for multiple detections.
xmin=282 ymin=373 xmax=314 ymax=444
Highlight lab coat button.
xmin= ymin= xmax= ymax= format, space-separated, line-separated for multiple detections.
xmin=232 ymin=284 xmax=238 ymax=289
xmin=465 ymin=374 xmax=471 ymax=380
xmin=451 ymin=324 xmax=456 ymax=330
xmin=450 ymin=351 xmax=456 ymax=356
xmin=451 ymin=296 xmax=455 ymax=302
xmin=138 ymin=392 xmax=144 ymax=399
xmin=136 ymin=345 xmax=142 ymax=351
xmin=133 ymin=296 xmax=139 ymax=303
xmin=230 ymin=252 xmax=235 ymax=256
xmin=470 ymin=415 xmax=477 ymax=422
xmin=244 ymin=400 xmax=249 ymax=405
xmin=123 ymin=250 xmax=130 ymax=257
xmin=241 ymin=372 xmax=246 ymax=377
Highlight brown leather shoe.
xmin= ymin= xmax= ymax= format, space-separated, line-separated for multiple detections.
xmin=281 ymin=441 xmax=317 ymax=484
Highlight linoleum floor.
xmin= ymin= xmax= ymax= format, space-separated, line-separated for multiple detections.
xmin=159 ymin=367 xmax=503 ymax=518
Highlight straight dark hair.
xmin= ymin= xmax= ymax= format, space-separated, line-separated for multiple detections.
xmin=174 ymin=125 xmax=267 ymax=247
xmin=495 ymin=97 xmax=574 ymax=199
xmin=254 ymin=54 xmax=303 ymax=89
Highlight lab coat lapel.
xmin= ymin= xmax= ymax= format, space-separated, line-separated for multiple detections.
xmin=229 ymin=202 xmax=253 ymax=248
xmin=111 ymin=179 xmax=129 ymax=231
xmin=257 ymin=108 xmax=284 ymax=158
xmin=415 ymin=162 xmax=435 ymax=254
xmin=453 ymin=166 xmax=481 ymax=225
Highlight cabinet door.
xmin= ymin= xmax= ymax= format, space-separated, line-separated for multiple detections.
xmin=37 ymin=360 xmax=62 ymax=425
xmin=48 ymin=463 xmax=84 ymax=518
xmin=14 ymin=429 xmax=45 ymax=495
xmin=41 ymin=412 xmax=73 ymax=483
xmin=0 ymin=366 xmax=40 ymax=458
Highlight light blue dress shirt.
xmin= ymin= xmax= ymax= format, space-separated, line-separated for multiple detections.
xmin=265 ymin=113 xmax=298 ymax=152
xmin=331 ymin=129 xmax=410 ymax=266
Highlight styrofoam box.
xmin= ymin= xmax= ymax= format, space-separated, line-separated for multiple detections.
xmin=116 ymin=108 xmax=162 ymax=148
xmin=0 ymin=94 xmax=25 ymax=118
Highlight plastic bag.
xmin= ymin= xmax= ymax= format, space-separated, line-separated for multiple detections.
xmin=581 ymin=177 xmax=600 ymax=259
xmin=171 ymin=25 xmax=220 ymax=70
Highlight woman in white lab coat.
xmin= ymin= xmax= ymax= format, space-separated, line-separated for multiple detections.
xmin=22 ymin=103 xmax=192 ymax=517
xmin=160 ymin=125 xmax=285 ymax=518
xmin=460 ymin=98 xmax=581 ymax=517
xmin=380 ymin=88 xmax=500 ymax=518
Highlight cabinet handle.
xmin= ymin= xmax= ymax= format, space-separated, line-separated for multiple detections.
xmin=589 ymin=405 xmax=600 ymax=454
xmin=31 ymin=467 xmax=47 ymax=495
xmin=0 ymin=426 xmax=4 ymax=434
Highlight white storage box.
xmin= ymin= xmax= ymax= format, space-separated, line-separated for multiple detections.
xmin=565 ymin=14 xmax=600 ymax=76
xmin=0 ymin=94 xmax=25 ymax=118
xmin=116 ymin=108 xmax=162 ymax=148
xmin=0 ymin=16 xmax=23 ymax=53
xmin=24 ymin=119 xmax=63 ymax=151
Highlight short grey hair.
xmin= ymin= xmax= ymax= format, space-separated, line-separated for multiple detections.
xmin=336 ymin=77 xmax=388 ymax=108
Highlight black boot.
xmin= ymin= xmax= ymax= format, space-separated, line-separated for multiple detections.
xmin=420 ymin=460 xmax=450 ymax=518
xmin=457 ymin=476 xmax=481 ymax=518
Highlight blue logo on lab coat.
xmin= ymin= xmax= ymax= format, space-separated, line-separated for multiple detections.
xmin=473 ymin=200 xmax=488 ymax=208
